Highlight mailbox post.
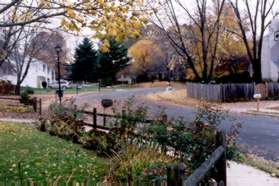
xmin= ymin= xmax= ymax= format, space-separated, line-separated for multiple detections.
xmin=253 ymin=94 xmax=262 ymax=112
xmin=101 ymin=99 xmax=113 ymax=126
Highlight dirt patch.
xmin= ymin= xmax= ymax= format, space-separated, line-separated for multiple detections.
xmin=32 ymin=94 xmax=77 ymax=113
xmin=132 ymin=81 xmax=185 ymax=89
xmin=147 ymin=89 xmax=201 ymax=108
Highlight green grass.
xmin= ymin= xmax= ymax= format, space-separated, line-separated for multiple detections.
xmin=0 ymin=122 xmax=107 ymax=183
xmin=21 ymin=87 xmax=100 ymax=95
xmin=21 ymin=85 xmax=130 ymax=95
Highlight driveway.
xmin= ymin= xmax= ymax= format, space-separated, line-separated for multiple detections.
xmin=76 ymin=88 xmax=279 ymax=162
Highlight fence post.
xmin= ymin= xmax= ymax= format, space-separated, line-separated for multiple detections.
xmin=33 ymin=97 xmax=37 ymax=112
xmin=121 ymin=110 xmax=126 ymax=127
xmin=103 ymin=114 xmax=106 ymax=126
xmin=167 ymin=166 xmax=175 ymax=186
xmin=215 ymin=131 xmax=227 ymax=186
xmin=167 ymin=163 xmax=185 ymax=186
xmin=93 ymin=108 xmax=97 ymax=128
xmin=74 ymin=105 xmax=78 ymax=119
xmin=39 ymin=98 xmax=42 ymax=115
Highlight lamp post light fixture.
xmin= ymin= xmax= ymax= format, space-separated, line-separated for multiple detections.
xmin=55 ymin=45 xmax=63 ymax=104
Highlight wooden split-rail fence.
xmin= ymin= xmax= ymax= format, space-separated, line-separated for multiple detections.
xmin=73 ymin=107 xmax=227 ymax=186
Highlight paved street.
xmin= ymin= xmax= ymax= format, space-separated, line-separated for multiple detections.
xmin=76 ymin=88 xmax=279 ymax=161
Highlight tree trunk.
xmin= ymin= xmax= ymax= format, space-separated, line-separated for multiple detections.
xmin=15 ymin=82 xmax=21 ymax=95
xmin=252 ymin=59 xmax=262 ymax=83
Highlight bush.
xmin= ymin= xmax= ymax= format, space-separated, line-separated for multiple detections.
xmin=20 ymin=91 xmax=30 ymax=104
xmin=20 ymin=87 xmax=34 ymax=104
xmin=226 ymin=145 xmax=245 ymax=162
xmin=107 ymin=145 xmax=174 ymax=183
xmin=24 ymin=87 xmax=34 ymax=94
xmin=80 ymin=131 xmax=120 ymax=156
xmin=0 ymin=80 xmax=14 ymax=95
xmin=48 ymin=100 xmax=84 ymax=121
xmin=39 ymin=98 xmax=241 ymax=178
xmin=39 ymin=100 xmax=86 ymax=143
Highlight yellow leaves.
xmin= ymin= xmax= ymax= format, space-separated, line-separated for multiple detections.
xmin=60 ymin=18 xmax=80 ymax=32
xmin=128 ymin=39 xmax=164 ymax=74
xmin=38 ymin=0 xmax=52 ymax=8
xmin=59 ymin=0 xmax=145 ymax=43
xmin=99 ymin=40 xmax=110 ymax=53
xmin=66 ymin=8 xmax=76 ymax=19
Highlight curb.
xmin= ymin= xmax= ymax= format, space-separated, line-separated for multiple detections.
xmin=243 ymin=111 xmax=279 ymax=118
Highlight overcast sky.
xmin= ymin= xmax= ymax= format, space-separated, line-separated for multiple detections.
xmin=2 ymin=0 xmax=278 ymax=61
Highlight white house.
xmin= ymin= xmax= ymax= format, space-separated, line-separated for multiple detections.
xmin=261 ymin=19 xmax=279 ymax=81
xmin=0 ymin=58 xmax=56 ymax=88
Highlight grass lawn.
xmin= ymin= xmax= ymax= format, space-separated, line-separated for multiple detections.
xmin=0 ymin=122 xmax=107 ymax=183
xmin=22 ymin=87 xmax=100 ymax=95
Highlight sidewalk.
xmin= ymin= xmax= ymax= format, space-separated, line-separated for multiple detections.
xmin=0 ymin=118 xmax=38 ymax=123
xmin=228 ymin=161 xmax=279 ymax=186
xmin=221 ymin=101 xmax=279 ymax=115
xmin=146 ymin=89 xmax=279 ymax=117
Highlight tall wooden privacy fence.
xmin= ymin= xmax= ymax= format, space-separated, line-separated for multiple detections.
xmin=187 ymin=82 xmax=279 ymax=102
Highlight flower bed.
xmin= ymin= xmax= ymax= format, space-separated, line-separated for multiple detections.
xmin=37 ymin=99 xmax=234 ymax=183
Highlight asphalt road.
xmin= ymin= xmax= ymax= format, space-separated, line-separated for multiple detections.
xmin=76 ymin=87 xmax=279 ymax=161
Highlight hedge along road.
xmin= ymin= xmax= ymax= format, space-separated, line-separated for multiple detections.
xmin=76 ymin=87 xmax=279 ymax=162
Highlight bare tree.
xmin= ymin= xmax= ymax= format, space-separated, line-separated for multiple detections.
xmin=150 ymin=0 xmax=225 ymax=82
xmin=229 ymin=0 xmax=279 ymax=83
xmin=10 ymin=26 xmax=49 ymax=94
xmin=31 ymin=31 xmax=68 ymax=76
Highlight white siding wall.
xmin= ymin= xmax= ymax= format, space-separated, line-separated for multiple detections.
xmin=1 ymin=59 xmax=56 ymax=88
xmin=261 ymin=19 xmax=279 ymax=82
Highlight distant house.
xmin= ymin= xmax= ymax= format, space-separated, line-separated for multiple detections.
xmin=261 ymin=19 xmax=279 ymax=82
xmin=0 ymin=58 xmax=56 ymax=88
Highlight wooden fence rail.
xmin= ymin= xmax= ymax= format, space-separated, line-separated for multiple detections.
xmin=183 ymin=132 xmax=226 ymax=186
xmin=75 ymin=107 xmax=153 ymax=129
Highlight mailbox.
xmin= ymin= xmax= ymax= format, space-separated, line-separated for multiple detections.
xmin=253 ymin=94 xmax=262 ymax=99
xmin=275 ymin=31 xmax=279 ymax=41
xmin=101 ymin=99 xmax=113 ymax=108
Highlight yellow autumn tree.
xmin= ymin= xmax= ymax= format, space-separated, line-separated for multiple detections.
xmin=0 ymin=0 xmax=146 ymax=56
xmin=128 ymin=39 xmax=164 ymax=80
xmin=185 ymin=3 xmax=248 ymax=80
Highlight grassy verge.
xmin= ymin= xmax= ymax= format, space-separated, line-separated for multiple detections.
xmin=0 ymin=122 xmax=107 ymax=182
xmin=241 ymin=155 xmax=279 ymax=178
xmin=228 ymin=147 xmax=279 ymax=178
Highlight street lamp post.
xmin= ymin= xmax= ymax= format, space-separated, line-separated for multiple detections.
xmin=55 ymin=45 xmax=63 ymax=104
